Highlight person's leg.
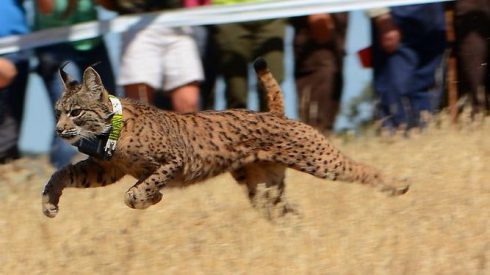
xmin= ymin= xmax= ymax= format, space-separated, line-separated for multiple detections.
xmin=170 ymin=82 xmax=200 ymax=113
xmin=0 ymin=58 xmax=17 ymax=88
xmin=296 ymin=50 xmax=339 ymax=133
xmin=119 ymin=26 xmax=164 ymax=104
xmin=373 ymin=45 xmax=417 ymax=129
xmin=486 ymin=36 xmax=490 ymax=112
xmin=409 ymin=32 xmax=446 ymax=127
xmin=0 ymin=53 xmax=29 ymax=163
xmin=255 ymin=19 xmax=285 ymax=111
xmin=36 ymin=45 xmax=79 ymax=168
xmin=455 ymin=12 xmax=488 ymax=115
xmin=124 ymin=83 xmax=156 ymax=104
xmin=293 ymin=14 xmax=347 ymax=133
xmin=197 ymin=26 xmax=218 ymax=110
xmin=162 ymin=31 xmax=203 ymax=112
xmin=36 ymin=45 xmax=82 ymax=105
xmin=4 ymin=61 xmax=29 ymax=126
xmin=292 ymin=18 xmax=315 ymax=127
xmin=214 ymin=23 xmax=253 ymax=109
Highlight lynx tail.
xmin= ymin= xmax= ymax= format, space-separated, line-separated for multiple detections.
xmin=254 ymin=57 xmax=285 ymax=117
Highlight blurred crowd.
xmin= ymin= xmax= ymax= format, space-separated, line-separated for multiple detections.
xmin=0 ymin=0 xmax=488 ymax=168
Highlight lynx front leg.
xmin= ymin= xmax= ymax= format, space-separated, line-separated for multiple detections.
xmin=42 ymin=158 xmax=125 ymax=218
xmin=124 ymin=162 xmax=181 ymax=209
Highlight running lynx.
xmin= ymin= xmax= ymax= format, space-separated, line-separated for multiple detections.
xmin=42 ymin=58 xmax=409 ymax=219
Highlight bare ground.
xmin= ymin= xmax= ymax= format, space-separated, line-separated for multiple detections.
xmin=0 ymin=115 xmax=488 ymax=275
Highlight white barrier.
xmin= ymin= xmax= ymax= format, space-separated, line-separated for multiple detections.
xmin=0 ymin=0 xmax=452 ymax=55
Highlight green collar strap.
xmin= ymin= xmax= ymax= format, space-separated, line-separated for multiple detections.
xmin=105 ymin=95 xmax=123 ymax=157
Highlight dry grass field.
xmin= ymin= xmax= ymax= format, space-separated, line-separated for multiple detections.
xmin=0 ymin=115 xmax=488 ymax=275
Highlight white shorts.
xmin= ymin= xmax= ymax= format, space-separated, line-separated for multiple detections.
xmin=119 ymin=25 xmax=204 ymax=91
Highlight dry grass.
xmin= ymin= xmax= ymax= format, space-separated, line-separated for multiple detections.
xmin=1 ymin=115 xmax=489 ymax=275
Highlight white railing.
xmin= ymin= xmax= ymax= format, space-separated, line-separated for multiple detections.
xmin=0 ymin=0 xmax=453 ymax=55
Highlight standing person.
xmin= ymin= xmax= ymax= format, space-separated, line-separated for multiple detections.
xmin=184 ymin=0 xmax=217 ymax=110
xmin=97 ymin=0 xmax=204 ymax=113
xmin=454 ymin=0 xmax=490 ymax=115
xmin=34 ymin=0 xmax=116 ymax=168
xmin=212 ymin=0 xmax=286 ymax=111
xmin=291 ymin=13 xmax=348 ymax=134
xmin=369 ymin=4 xmax=447 ymax=130
xmin=0 ymin=0 xmax=30 ymax=164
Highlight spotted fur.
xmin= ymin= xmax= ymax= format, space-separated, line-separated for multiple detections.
xmin=42 ymin=58 xmax=409 ymax=219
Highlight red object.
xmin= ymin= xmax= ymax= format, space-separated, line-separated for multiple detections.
xmin=358 ymin=46 xmax=372 ymax=68
xmin=184 ymin=0 xmax=211 ymax=7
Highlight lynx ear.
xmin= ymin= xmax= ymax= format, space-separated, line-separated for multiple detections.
xmin=59 ymin=62 xmax=77 ymax=89
xmin=82 ymin=66 xmax=108 ymax=101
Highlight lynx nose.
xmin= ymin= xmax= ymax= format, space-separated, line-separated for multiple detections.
xmin=56 ymin=127 xmax=64 ymax=135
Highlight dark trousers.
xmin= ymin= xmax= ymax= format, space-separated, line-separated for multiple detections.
xmin=0 ymin=53 xmax=29 ymax=162
xmin=293 ymin=13 xmax=348 ymax=133
xmin=213 ymin=19 xmax=285 ymax=111
xmin=373 ymin=4 xmax=446 ymax=129
xmin=295 ymin=52 xmax=343 ymax=133
xmin=455 ymin=0 xmax=490 ymax=113
xmin=191 ymin=25 xmax=218 ymax=110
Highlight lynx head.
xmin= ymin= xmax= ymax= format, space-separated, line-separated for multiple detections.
xmin=54 ymin=64 xmax=114 ymax=144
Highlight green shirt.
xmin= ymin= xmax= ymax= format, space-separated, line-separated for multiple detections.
xmin=34 ymin=0 xmax=100 ymax=51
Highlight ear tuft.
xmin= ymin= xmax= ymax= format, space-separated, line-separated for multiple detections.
xmin=59 ymin=61 xmax=77 ymax=88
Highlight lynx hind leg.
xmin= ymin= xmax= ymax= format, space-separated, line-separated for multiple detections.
xmin=231 ymin=162 xmax=298 ymax=220
xmin=273 ymin=123 xmax=410 ymax=196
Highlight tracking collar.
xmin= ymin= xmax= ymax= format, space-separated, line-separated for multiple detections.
xmin=105 ymin=95 xmax=123 ymax=157
xmin=74 ymin=95 xmax=123 ymax=160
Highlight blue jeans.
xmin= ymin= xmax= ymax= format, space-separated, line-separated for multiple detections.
xmin=36 ymin=41 xmax=115 ymax=168
xmin=372 ymin=4 xmax=446 ymax=129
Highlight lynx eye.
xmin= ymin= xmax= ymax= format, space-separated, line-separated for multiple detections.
xmin=70 ymin=109 xmax=82 ymax=117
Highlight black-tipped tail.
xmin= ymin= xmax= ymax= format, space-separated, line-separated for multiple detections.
xmin=253 ymin=57 xmax=268 ymax=73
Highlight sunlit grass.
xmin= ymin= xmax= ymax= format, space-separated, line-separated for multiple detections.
xmin=1 ymin=114 xmax=488 ymax=274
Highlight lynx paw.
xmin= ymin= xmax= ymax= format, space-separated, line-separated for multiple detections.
xmin=379 ymin=178 xmax=410 ymax=197
xmin=42 ymin=194 xmax=59 ymax=218
xmin=124 ymin=188 xmax=163 ymax=209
